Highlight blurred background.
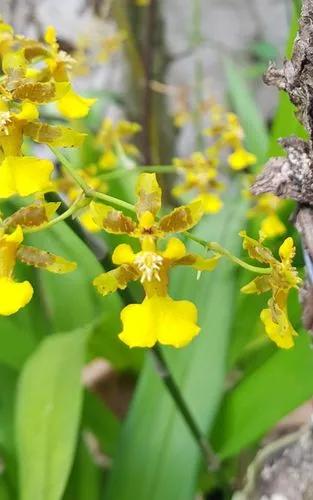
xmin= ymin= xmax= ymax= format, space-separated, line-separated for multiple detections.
xmin=1 ymin=0 xmax=291 ymax=156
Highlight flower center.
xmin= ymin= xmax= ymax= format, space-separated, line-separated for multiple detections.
xmin=134 ymin=251 xmax=163 ymax=283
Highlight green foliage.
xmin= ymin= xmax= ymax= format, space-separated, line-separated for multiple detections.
xmin=16 ymin=328 xmax=89 ymax=500
xmin=212 ymin=333 xmax=313 ymax=458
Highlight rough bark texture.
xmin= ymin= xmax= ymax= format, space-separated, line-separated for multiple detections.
xmin=252 ymin=0 xmax=313 ymax=337
xmin=235 ymin=426 xmax=313 ymax=500
xmin=252 ymin=0 xmax=313 ymax=203
xmin=237 ymin=2 xmax=313 ymax=498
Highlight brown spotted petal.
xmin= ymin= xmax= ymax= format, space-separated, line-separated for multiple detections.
xmin=176 ymin=253 xmax=220 ymax=271
xmin=17 ymin=245 xmax=76 ymax=273
xmin=90 ymin=202 xmax=136 ymax=234
xmin=135 ymin=173 xmax=161 ymax=218
xmin=158 ymin=200 xmax=203 ymax=234
xmin=239 ymin=231 xmax=274 ymax=264
xmin=241 ymin=275 xmax=272 ymax=294
xmin=4 ymin=202 xmax=60 ymax=229
xmin=93 ymin=264 xmax=140 ymax=296
xmin=23 ymin=43 xmax=50 ymax=61
xmin=12 ymin=80 xmax=57 ymax=103
xmin=24 ymin=122 xmax=86 ymax=148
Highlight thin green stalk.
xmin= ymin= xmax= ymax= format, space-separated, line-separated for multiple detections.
xmin=185 ymin=232 xmax=272 ymax=275
xmin=191 ymin=0 xmax=205 ymax=150
xmin=51 ymin=147 xmax=271 ymax=274
xmin=50 ymin=147 xmax=91 ymax=193
xmin=99 ymin=164 xmax=176 ymax=181
xmin=151 ymin=345 xmax=220 ymax=471
xmin=91 ymin=190 xmax=136 ymax=213
xmin=50 ymin=147 xmax=136 ymax=213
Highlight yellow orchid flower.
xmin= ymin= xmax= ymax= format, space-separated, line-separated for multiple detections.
xmin=0 ymin=218 xmax=76 ymax=316
xmin=247 ymin=193 xmax=286 ymax=239
xmin=240 ymin=232 xmax=301 ymax=349
xmin=90 ymin=172 xmax=204 ymax=239
xmin=0 ymin=226 xmax=33 ymax=315
xmin=96 ymin=118 xmax=141 ymax=168
xmin=228 ymin=147 xmax=257 ymax=171
xmin=172 ymin=152 xmax=224 ymax=214
xmin=0 ymin=156 xmax=54 ymax=198
xmin=92 ymin=173 xmax=220 ymax=348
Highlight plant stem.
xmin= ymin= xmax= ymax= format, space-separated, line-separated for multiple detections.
xmin=99 ymin=164 xmax=176 ymax=181
xmin=91 ymin=190 xmax=136 ymax=213
xmin=50 ymin=147 xmax=91 ymax=193
xmin=50 ymin=147 xmax=136 ymax=213
xmin=191 ymin=0 xmax=205 ymax=150
xmin=51 ymin=147 xmax=271 ymax=274
xmin=151 ymin=344 xmax=220 ymax=471
xmin=51 ymin=148 xmax=220 ymax=469
xmin=185 ymin=232 xmax=272 ymax=275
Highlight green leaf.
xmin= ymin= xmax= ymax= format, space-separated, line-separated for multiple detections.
xmin=83 ymin=390 xmax=120 ymax=457
xmin=211 ymin=333 xmax=313 ymax=458
xmin=105 ymin=187 xmax=247 ymax=500
xmin=63 ymin=436 xmax=102 ymax=500
xmin=224 ymin=58 xmax=269 ymax=163
xmin=0 ymin=479 xmax=10 ymax=500
xmin=0 ymin=364 xmax=18 ymax=491
xmin=16 ymin=327 xmax=89 ymax=500
xmin=27 ymin=223 xmax=113 ymax=331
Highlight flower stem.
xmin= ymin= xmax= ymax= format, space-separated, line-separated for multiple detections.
xmin=51 ymin=147 xmax=271 ymax=276
xmin=98 ymin=164 xmax=176 ymax=181
xmin=50 ymin=147 xmax=136 ymax=213
xmin=151 ymin=344 xmax=220 ymax=471
xmin=185 ymin=232 xmax=272 ymax=275
xmin=90 ymin=190 xmax=136 ymax=213
xmin=50 ymin=146 xmax=91 ymax=193
xmin=50 ymin=148 xmax=270 ymax=274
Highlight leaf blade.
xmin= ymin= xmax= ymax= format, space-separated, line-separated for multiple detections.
xmin=16 ymin=327 xmax=89 ymax=500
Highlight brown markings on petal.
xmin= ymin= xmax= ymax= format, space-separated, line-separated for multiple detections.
xmin=5 ymin=204 xmax=48 ymax=228
xmin=103 ymin=210 xmax=136 ymax=234
xmin=24 ymin=122 xmax=60 ymax=143
xmin=135 ymin=173 xmax=162 ymax=217
xmin=93 ymin=264 xmax=139 ymax=295
xmin=12 ymin=81 xmax=55 ymax=103
xmin=159 ymin=206 xmax=193 ymax=233
xmin=23 ymin=44 xmax=50 ymax=61
xmin=17 ymin=245 xmax=54 ymax=268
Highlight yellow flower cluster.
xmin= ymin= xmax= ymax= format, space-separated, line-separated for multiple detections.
xmin=72 ymin=30 xmax=126 ymax=77
xmin=172 ymin=101 xmax=256 ymax=214
xmin=91 ymin=173 xmax=219 ymax=348
xmin=173 ymin=152 xmax=224 ymax=214
xmin=96 ymin=118 xmax=141 ymax=170
xmin=247 ymin=193 xmax=286 ymax=239
xmin=241 ymin=232 xmax=301 ymax=349
xmin=0 ymin=204 xmax=76 ymax=315
xmin=204 ymin=108 xmax=256 ymax=171
xmin=55 ymin=118 xmax=141 ymax=232
xmin=0 ymin=21 xmax=89 ymax=314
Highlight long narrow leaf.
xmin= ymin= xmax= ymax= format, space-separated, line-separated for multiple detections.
xmin=16 ymin=327 xmax=90 ymax=500
xmin=212 ymin=333 xmax=313 ymax=458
